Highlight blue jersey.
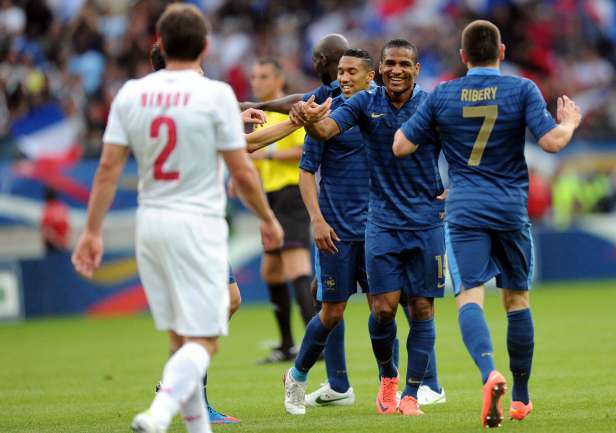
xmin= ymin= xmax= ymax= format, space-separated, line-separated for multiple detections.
xmin=330 ymin=85 xmax=444 ymax=230
xmin=303 ymin=80 xmax=341 ymax=104
xmin=400 ymin=67 xmax=556 ymax=230
xmin=300 ymin=94 xmax=368 ymax=241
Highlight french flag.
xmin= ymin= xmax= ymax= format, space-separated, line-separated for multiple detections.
xmin=10 ymin=102 xmax=80 ymax=160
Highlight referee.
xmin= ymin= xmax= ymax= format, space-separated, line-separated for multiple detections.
xmin=250 ymin=58 xmax=315 ymax=363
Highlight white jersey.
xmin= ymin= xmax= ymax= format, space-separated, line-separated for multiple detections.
xmin=103 ymin=69 xmax=245 ymax=217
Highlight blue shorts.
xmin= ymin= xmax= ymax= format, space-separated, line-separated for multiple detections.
xmin=228 ymin=264 xmax=236 ymax=285
xmin=315 ymin=241 xmax=368 ymax=302
xmin=445 ymin=222 xmax=534 ymax=295
xmin=365 ymin=223 xmax=445 ymax=298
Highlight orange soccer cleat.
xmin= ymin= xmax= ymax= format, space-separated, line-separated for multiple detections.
xmin=481 ymin=370 xmax=507 ymax=428
xmin=398 ymin=395 xmax=425 ymax=416
xmin=376 ymin=374 xmax=399 ymax=415
xmin=509 ymin=400 xmax=533 ymax=421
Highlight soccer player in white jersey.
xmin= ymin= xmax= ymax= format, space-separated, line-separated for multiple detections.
xmin=71 ymin=5 xmax=283 ymax=433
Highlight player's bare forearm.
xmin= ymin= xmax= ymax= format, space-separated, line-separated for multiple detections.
xmin=85 ymin=144 xmax=130 ymax=234
xmin=246 ymin=120 xmax=301 ymax=153
xmin=392 ymin=129 xmax=418 ymax=157
xmin=272 ymin=146 xmax=303 ymax=161
xmin=538 ymin=95 xmax=581 ymax=153
xmin=299 ymin=169 xmax=325 ymax=224
xmin=305 ymin=118 xmax=339 ymax=141
xmin=240 ymin=94 xmax=304 ymax=114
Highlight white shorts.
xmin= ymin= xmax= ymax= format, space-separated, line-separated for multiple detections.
xmin=135 ymin=207 xmax=229 ymax=337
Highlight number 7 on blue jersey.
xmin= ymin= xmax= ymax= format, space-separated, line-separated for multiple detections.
xmin=463 ymin=105 xmax=498 ymax=166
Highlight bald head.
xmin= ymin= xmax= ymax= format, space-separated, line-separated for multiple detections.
xmin=461 ymin=20 xmax=502 ymax=67
xmin=313 ymin=33 xmax=350 ymax=84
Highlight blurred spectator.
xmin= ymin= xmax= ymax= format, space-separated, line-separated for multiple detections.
xmin=2 ymin=0 xmax=616 ymax=226
xmin=41 ymin=187 xmax=70 ymax=252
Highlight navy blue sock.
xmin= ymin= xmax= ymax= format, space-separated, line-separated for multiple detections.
xmin=325 ymin=320 xmax=350 ymax=393
xmin=507 ymin=308 xmax=534 ymax=404
xmin=368 ymin=313 xmax=397 ymax=378
xmin=458 ymin=303 xmax=495 ymax=384
xmin=422 ymin=349 xmax=442 ymax=392
xmin=393 ymin=337 xmax=400 ymax=370
xmin=294 ymin=314 xmax=332 ymax=376
xmin=402 ymin=319 xmax=435 ymax=399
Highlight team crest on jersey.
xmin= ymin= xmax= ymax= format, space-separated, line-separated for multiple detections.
xmin=324 ymin=276 xmax=336 ymax=292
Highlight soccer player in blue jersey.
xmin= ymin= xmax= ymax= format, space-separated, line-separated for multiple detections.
xmin=394 ymin=20 xmax=581 ymax=427
xmin=282 ymin=48 xmax=375 ymax=414
xmin=296 ymin=39 xmax=447 ymax=417
xmin=240 ymin=34 xmax=347 ymax=112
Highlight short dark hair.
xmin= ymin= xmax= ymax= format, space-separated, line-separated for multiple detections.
xmin=156 ymin=4 xmax=208 ymax=62
xmin=342 ymin=48 xmax=373 ymax=70
xmin=150 ymin=42 xmax=166 ymax=71
xmin=380 ymin=39 xmax=418 ymax=62
xmin=255 ymin=57 xmax=283 ymax=76
xmin=461 ymin=20 xmax=501 ymax=66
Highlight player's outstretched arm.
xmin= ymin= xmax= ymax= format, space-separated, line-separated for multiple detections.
xmin=538 ymin=95 xmax=581 ymax=153
xmin=240 ymin=93 xmax=304 ymax=114
xmin=392 ymin=129 xmax=418 ymax=157
xmin=246 ymin=119 xmax=302 ymax=153
xmin=222 ymin=148 xmax=284 ymax=251
xmin=72 ymin=143 xmax=130 ymax=277
xmin=297 ymin=97 xmax=339 ymax=140
xmin=299 ymin=169 xmax=339 ymax=254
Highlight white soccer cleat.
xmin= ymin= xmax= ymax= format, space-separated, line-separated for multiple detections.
xmin=284 ymin=368 xmax=307 ymax=415
xmin=305 ymin=382 xmax=355 ymax=407
xmin=131 ymin=410 xmax=163 ymax=433
xmin=418 ymin=385 xmax=446 ymax=405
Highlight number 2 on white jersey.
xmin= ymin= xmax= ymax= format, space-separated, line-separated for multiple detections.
xmin=151 ymin=116 xmax=179 ymax=181
xmin=463 ymin=105 xmax=498 ymax=166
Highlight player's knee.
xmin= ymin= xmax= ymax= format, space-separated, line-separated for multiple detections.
xmin=409 ymin=297 xmax=434 ymax=320
xmin=372 ymin=300 xmax=397 ymax=322
xmin=502 ymin=289 xmax=529 ymax=312
xmin=320 ymin=302 xmax=345 ymax=328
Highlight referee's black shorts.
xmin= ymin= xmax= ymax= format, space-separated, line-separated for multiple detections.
xmin=266 ymin=185 xmax=311 ymax=253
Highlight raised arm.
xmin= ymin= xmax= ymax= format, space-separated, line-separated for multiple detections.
xmin=537 ymin=95 xmax=581 ymax=153
xmin=293 ymin=97 xmax=340 ymax=141
xmin=240 ymin=93 xmax=304 ymax=114
xmin=246 ymin=119 xmax=302 ymax=153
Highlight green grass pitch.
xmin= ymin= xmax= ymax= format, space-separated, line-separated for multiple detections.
xmin=2 ymin=280 xmax=616 ymax=433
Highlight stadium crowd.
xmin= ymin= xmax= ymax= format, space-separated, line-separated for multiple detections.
xmin=1 ymin=0 xmax=615 ymax=221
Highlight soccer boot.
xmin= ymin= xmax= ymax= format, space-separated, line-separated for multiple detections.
xmin=259 ymin=346 xmax=297 ymax=364
xmin=481 ymin=370 xmax=507 ymax=428
xmin=376 ymin=373 xmax=399 ymax=415
xmin=509 ymin=400 xmax=533 ymax=421
xmin=208 ymin=405 xmax=241 ymax=424
xmin=398 ymin=395 xmax=424 ymax=416
xmin=418 ymin=385 xmax=447 ymax=405
xmin=284 ymin=368 xmax=307 ymax=415
xmin=131 ymin=410 xmax=163 ymax=433
xmin=305 ymin=382 xmax=355 ymax=407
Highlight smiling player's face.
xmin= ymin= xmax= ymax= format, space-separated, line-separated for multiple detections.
xmin=379 ymin=47 xmax=420 ymax=96
xmin=337 ymin=56 xmax=374 ymax=98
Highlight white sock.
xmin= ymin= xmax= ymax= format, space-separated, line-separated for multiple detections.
xmin=180 ymin=386 xmax=211 ymax=433
xmin=150 ymin=342 xmax=210 ymax=431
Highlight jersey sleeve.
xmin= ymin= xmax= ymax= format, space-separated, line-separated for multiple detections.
xmin=399 ymin=91 xmax=436 ymax=147
xmin=102 ymin=83 xmax=130 ymax=146
xmin=303 ymin=85 xmax=327 ymax=103
xmin=330 ymin=91 xmax=367 ymax=134
xmin=214 ymin=84 xmax=247 ymax=151
xmin=524 ymin=80 xmax=557 ymax=141
xmin=299 ymin=135 xmax=325 ymax=174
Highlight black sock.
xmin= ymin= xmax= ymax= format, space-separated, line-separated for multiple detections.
xmin=268 ymin=282 xmax=294 ymax=350
xmin=292 ymin=275 xmax=316 ymax=325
